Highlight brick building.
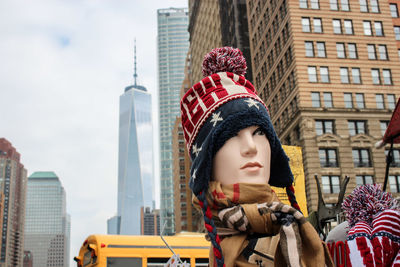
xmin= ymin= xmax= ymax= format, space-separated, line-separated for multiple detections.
xmin=246 ymin=0 xmax=400 ymax=211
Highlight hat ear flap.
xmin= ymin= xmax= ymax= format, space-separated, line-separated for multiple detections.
xmin=269 ymin=145 xmax=294 ymax=188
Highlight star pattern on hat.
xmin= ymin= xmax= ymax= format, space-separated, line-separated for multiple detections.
xmin=210 ymin=111 xmax=223 ymax=127
xmin=192 ymin=168 xmax=197 ymax=181
xmin=192 ymin=143 xmax=202 ymax=157
xmin=245 ymin=98 xmax=260 ymax=110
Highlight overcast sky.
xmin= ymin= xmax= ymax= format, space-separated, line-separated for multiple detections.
xmin=0 ymin=0 xmax=188 ymax=264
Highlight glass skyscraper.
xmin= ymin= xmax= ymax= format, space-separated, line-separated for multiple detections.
xmin=24 ymin=171 xmax=70 ymax=267
xmin=108 ymin=75 xmax=154 ymax=235
xmin=157 ymin=7 xmax=189 ymax=235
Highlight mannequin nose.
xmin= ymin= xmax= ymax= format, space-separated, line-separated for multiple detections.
xmin=241 ymin=132 xmax=257 ymax=156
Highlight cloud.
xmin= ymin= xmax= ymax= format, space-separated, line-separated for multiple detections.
xmin=0 ymin=0 xmax=188 ymax=265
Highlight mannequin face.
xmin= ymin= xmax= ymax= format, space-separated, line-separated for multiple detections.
xmin=212 ymin=126 xmax=271 ymax=185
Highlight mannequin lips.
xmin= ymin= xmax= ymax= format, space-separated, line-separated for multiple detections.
xmin=240 ymin=162 xmax=263 ymax=170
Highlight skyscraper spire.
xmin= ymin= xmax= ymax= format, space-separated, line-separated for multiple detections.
xmin=134 ymin=39 xmax=137 ymax=86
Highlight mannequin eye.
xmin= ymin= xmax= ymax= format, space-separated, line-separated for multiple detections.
xmin=253 ymin=127 xmax=266 ymax=136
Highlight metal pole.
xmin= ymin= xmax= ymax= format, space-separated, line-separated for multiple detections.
xmin=160 ymin=221 xmax=184 ymax=265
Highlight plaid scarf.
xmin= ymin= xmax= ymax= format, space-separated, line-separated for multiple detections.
xmin=194 ymin=182 xmax=333 ymax=267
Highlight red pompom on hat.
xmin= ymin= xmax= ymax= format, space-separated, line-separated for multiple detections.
xmin=202 ymin=47 xmax=247 ymax=77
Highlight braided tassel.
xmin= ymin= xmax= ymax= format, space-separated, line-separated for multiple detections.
xmin=197 ymin=190 xmax=225 ymax=267
xmin=286 ymin=184 xmax=302 ymax=213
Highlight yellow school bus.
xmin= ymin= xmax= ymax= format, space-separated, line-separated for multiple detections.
xmin=74 ymin=233 xmax=210 ymax=267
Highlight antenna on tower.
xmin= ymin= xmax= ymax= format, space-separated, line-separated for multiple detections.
xmin=133 ymin=39 xmax=138 ymax=86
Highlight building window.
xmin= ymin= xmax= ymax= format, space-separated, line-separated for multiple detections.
xmin=374 ymin=21 xmax=383 ymax=36
xmin=388 ymin=94 xmax=396 ymax=109
xmin=319 ymin=148 xmax=338 ymax=167
xmin=382 ymin=69 xmax=392 ymax=85
xmin=352 ymin=68 xmax=361 ymax=84
xmin=305 ymin=41 xmax=314 ymax=57
xmin=367 ymin=44 xmax=376 ymax=59
xmin=310 ymin=0 xmax=319 ymax=9
xmin=352 ymin=148 xmax=372 ymax=167
xmin=355 ymin=93 xmax=365 ymax=108
xmin=311 ymin=92 xmax=321 ymax=107
xmin=344 ymin=20 xmax=353 ymax=34
xmin=316 ymin=42 xmax=326 ymax=57
xmin=330 ymin=0 xmax=338 ymax=10
xmin=380 ymin=120 xmax=389 ymax=135
xmin=376 ymin=94 xmax=384 ymax=109
xmin=308 ymin=66 xmax=317 ymax=82
xmin=331 ymin=0 xmax=350 ymax=10
xmin=390 ymin=4 xmax=399 ymax=18
xmin=341 ymin=0 xmax=350 ymax=10
xmin=348 ymin=43 xmax=358 ymax=59
xmin=315 ymin=120 xmax=334 ymax=135
xmin=356 ymin=175 xmax=373 ymax=186
xmin=371 ymin=69 xmax=380 ymax=84
xmin=336 ymin=43 xmax=345 ymax=58
xmin=395 ymin=26 xmax=400 ymax=40
xmin=389 ymin=175 xmax=400 ymax=193
xmin=320 ymin=67 xmax=330 ymax=83
xmin=359 ymin=0 xmax=368 ymax=12
xmin=385 ymin=149 xmax=400 ymax=167
xmin=398 ymin=49 xmax=400 ymax=60
xmin=348 ymin=120 xmax=367 ymax=135
xmin=324 ymin=92 xmax=333 ymax=107
xmin=344 ymin=93 xmax=353 ymax=108
xmin=370 ymin=0 xmax=379 ymax=13
xmin=378 ymin=45 xmax=388 ymax=60
xmin=302 ymin=18 xmax=311 ymax=32
xmin=363 ymin=21 xmax=372 ymax=35
xmin=340 ymin=67 xmax=349 ymax=83
xmin=300 ymin=0 xmax=308 ymax=8
xmin=333 ymin=19 xmax=342 ymax=34
xmin=322 ymin=175 xmax=340 ymax=193
xmin=314 ymin=18 xmax=323 ymax=33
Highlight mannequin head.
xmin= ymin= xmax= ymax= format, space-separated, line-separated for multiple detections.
xmin=180 ymin=47 xmax=297 ymax=267
xmin=212 ymin=126 xmax=271 ymax=185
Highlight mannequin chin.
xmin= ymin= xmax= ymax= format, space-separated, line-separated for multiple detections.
xmin=212 ymin=125 xmax=271 ymax=185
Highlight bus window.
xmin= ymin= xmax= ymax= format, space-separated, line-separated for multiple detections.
xmin=83 ymin=251 xmax=91 ymax=266
xmin=83 ymin=247 xmax=97 ymax=266
xmin=195 ymin=258 xmax=209 ymax=266
xmin=147 ymin=258 xmax=190 ymax=267
xmin=107 ymin=257 xmax=142 ymax=267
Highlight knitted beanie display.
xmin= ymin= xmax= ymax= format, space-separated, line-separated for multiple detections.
xmin=342 ymin=184 xmax=400 ymax=266
xmin=180 ymin=47 xmax=298 ymax=267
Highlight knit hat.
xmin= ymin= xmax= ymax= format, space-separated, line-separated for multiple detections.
xmin=342 ymin=184 xmax=400 ymax=266
xmin=181 ymin=47 xmax=294 ymax=195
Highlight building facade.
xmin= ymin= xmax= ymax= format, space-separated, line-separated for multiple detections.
xmin=246 ymin=0 xmax=400 ymax=212
xmin=23 ymin=251 xmax=32 ymax=267
xmin=157 ymin=7 xmax=189 ymax=235
xmin=111 ymin=67 xmax=154 ymax=235
xmin=188 ymin=1 xmax=222 ymax=84
xmin=0 ymin=138 xmax=27 ymax=267
xmin=24 ymin=172 xmax=70 ymax=267
xmin=188 ymin=0 xmax=254 ymax=84
xmin=219 ymin=0 xmax=254 ymax=82
xmin=140 ymin=207 xmax=160 ymax=235
xmin=172 ymin=54 xmax=204 ymax=233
